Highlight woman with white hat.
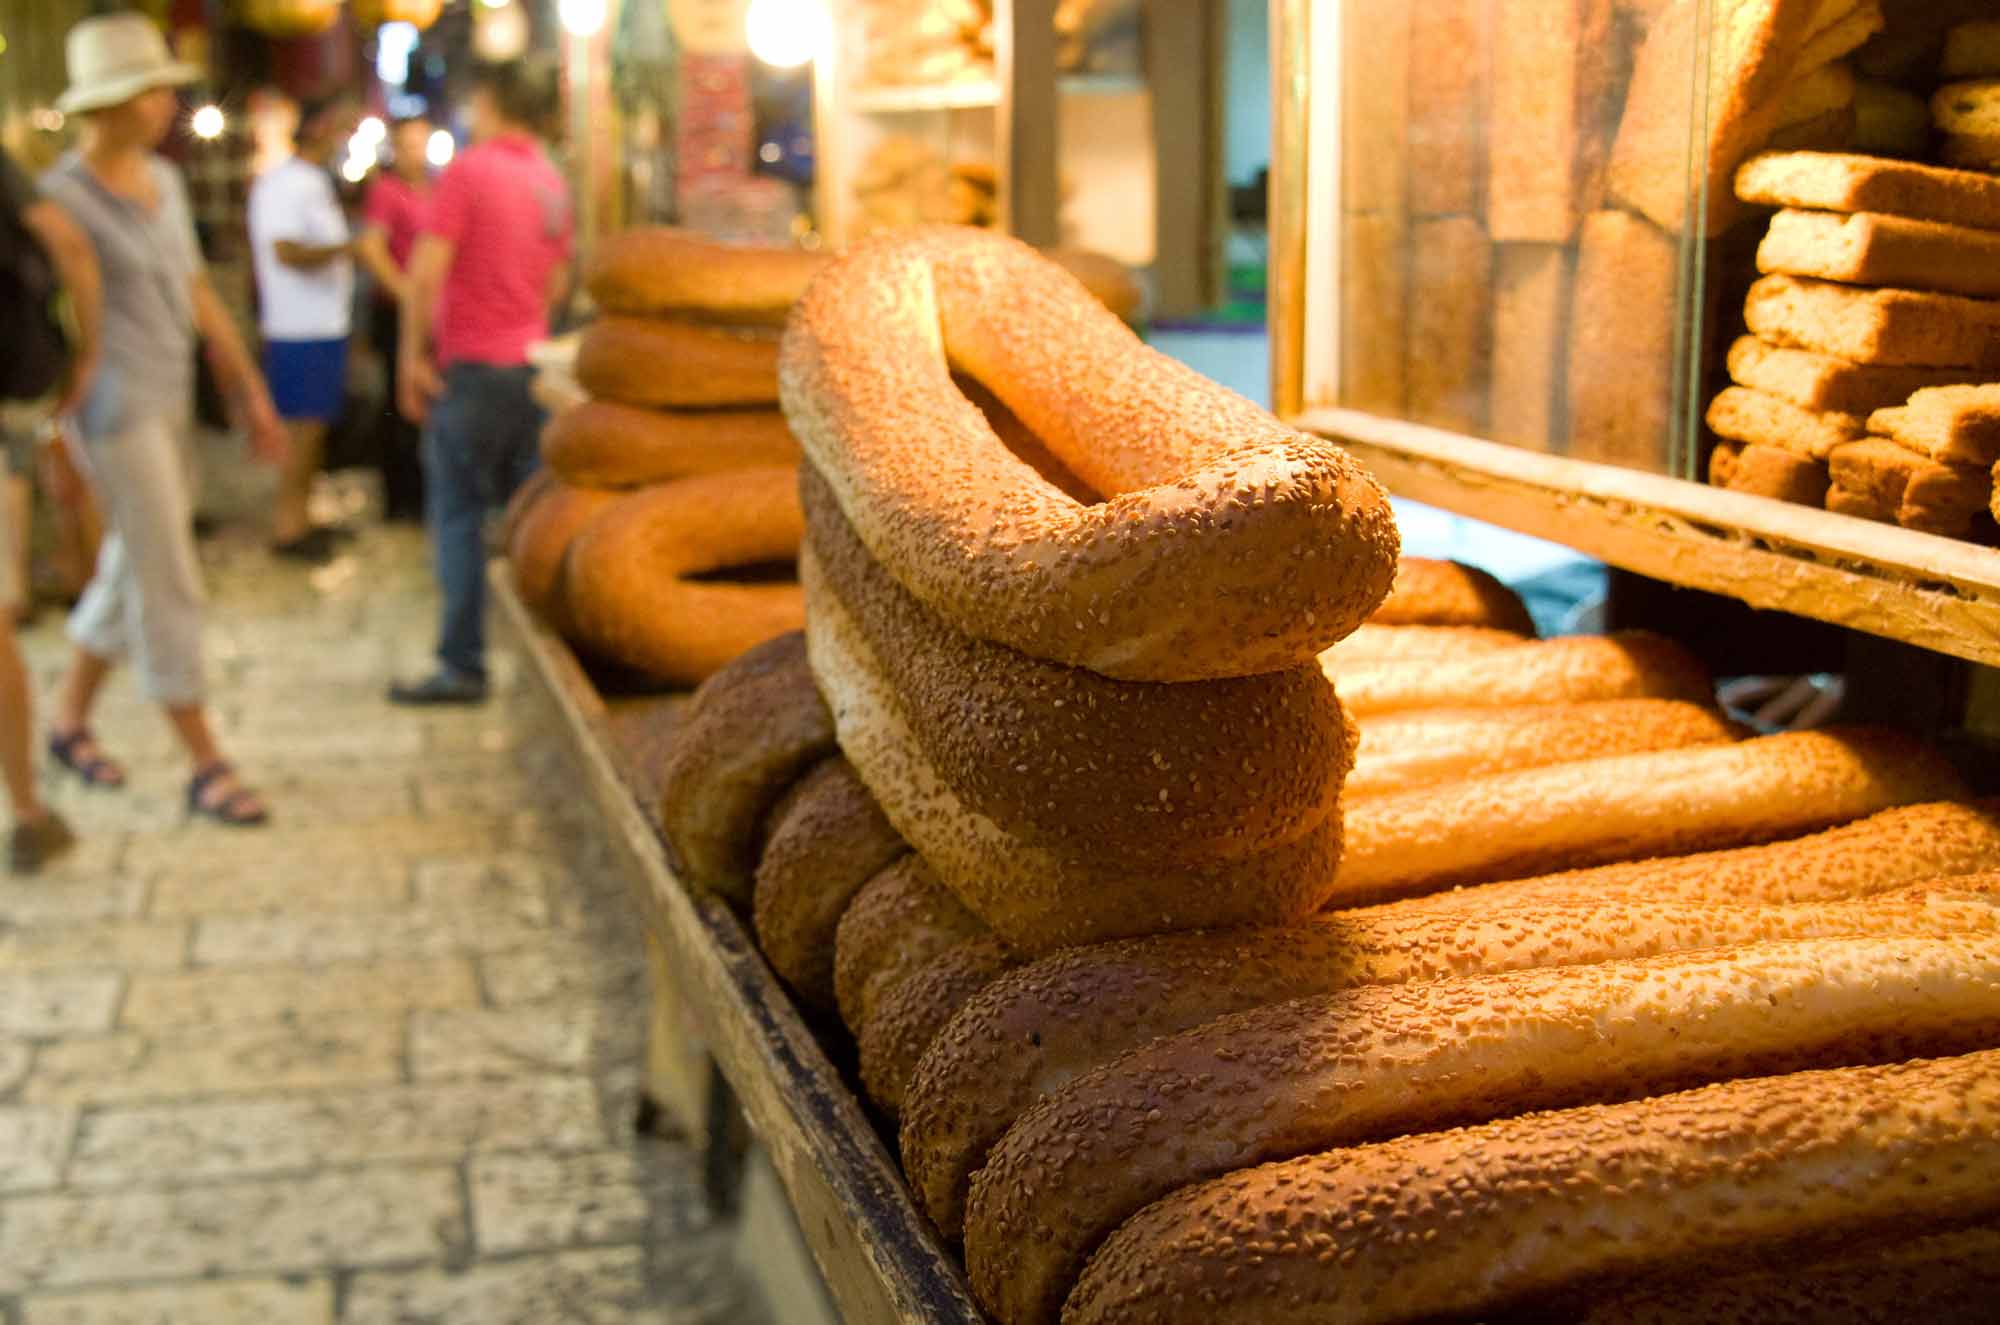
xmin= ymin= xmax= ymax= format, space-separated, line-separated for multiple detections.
xmin=36 ymin=12 xmax=286 ymax=825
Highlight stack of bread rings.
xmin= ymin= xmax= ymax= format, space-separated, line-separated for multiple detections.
xmin=638 ymin=228 xmax=2000 ymax=1323
xmin=505 ymin=229 xmax=818 ymax=686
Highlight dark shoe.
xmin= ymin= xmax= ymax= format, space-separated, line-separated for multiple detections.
xmin=48 ymin=727 xmax=127 ymax=788
xmin=388 ymin=668 xmax=490 ymax=706
xmin=186 ymin=762 xmax=270 ymax=827
xmin=10 ymin=811 xmax=77 ymax=873
xmin=270 ymin=527 xmax=339 ymax=563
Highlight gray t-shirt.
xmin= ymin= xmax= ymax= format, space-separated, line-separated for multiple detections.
xmin=37 ymin=152 xmax=199 ymax=439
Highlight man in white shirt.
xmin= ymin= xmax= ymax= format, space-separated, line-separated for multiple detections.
xmin=247 ymin=95 xmax=357 ymax=560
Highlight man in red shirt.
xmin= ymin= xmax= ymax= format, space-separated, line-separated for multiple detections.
xmin=391 ymin=61 xmax=571 ymax=705
xmin=354 ymin=115 xmax=432 ymax=523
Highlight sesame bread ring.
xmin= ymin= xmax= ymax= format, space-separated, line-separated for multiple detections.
xmin=1066 ymin=1049 xmax=2000 ymax=1325
xmin=542 ymin=400 xmax=799 ymax=489
xmin=585 ymin=228 xmax=828 ymax=326
xmin=801 ymin=541 xmax=1345 ymax=953
xmin=656 ymin=631 xmax=836 ymax=903
xmin=507 ymin=480 xmax=620 ymax=621
xmin=833 ymin=855 xmax=988 ymax=1035
xmin=564 ymin=465 xmax=806 ymax=687
xmin=751 ymin=756 xmax=907 ymax=1013
xmin=576 ymin=316 xmax=780 ymax=409
xmin=780 ymin=227 xmax=1399 ymax=683
xmin=859 ymin=935 xmax=1020 ymax=1120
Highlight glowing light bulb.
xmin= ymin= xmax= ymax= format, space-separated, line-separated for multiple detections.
xmin=341 ymin=154 xmax=371 ymax=183
xmin=355 ymin=115 xmax=386 ymax=145
xmin=557 ymin=0 xmax=605 ymax=36
xmin=191 ymin=104 xmax=226 ymax=140
xmin=746 ymin=0 xmax=827 ymax=68
xmin=427 ymin=128 xmax=455 ymax=167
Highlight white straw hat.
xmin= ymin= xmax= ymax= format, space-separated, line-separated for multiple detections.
xmin=56 ymin=14 xmax=201 ymax=115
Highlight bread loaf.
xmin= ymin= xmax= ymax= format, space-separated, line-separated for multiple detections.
xmin=1708 ymin=440 xmax=1832 ymax=504
xmin=541 ymin=401 xmax=799 ymax=489
xmin=833 ymin=855 xmax=987 ymax=1033
xmin=1331 ymin=630 xmax=1710 ymax=716
xmin=1338 ymin=213 xmax=1409 ymax=413
xmin=859 ymin=935 xmax=1018 ymax=1119
xmin=1706 ymin=384 xmax=1866 ymax=459
xmin=1333 ymin=725 xmax=1965 ymax=903
xmin=1489 ymin=0 xmax=1615 ymax=241
xmin=1317 ymin=624 xmax=1529 ymax=673
xmin=1348 ymin=698 xmax=1739 ymax=797
xmin=1066 ymin=1049 xmax=2000 ymax=1325
xmin=899 ymin=878 xmax=1993 ymax=1242
xmin=575 ymin=316 xmax=781 ymax=409
xmin=1368 ymin=557 xmax=1536 ymax=632
xmin=751 ymin=757 xmax=906 ymax=1012
xmin=1567 ymin=209 xmax=1679 ymax=467
xmin=1744 ymin=273 xmax=2000 ymax=369
xmin=1724 ymin=333 xmax=1969 ymax=415
xmin=1407 ymin=0 xmax=1487 ymax=217
xmin=1736 ymin=149 xmax=2000 ymax=231
xmin=655 ymin=631 xmax=836 ymax=902
xmin=972 ymin=927 xmax=2000 ymax=1325
xmin=1756 ymin=208 xmax=2000 ymax=299
xmin=1492 ymin=242 xmax=1574 ymax=450
xmin=1868 ymin=384 xmax=2000 ymax=465
xmin=1405 ymin=216 xmax=1493 ymax=433
xmin=507 ymin=481 xmax=619 ymax=621
xmin=584 ymin=227 xmax=826 ymax=325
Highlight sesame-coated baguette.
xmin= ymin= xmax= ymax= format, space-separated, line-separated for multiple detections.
xmin=971 ymin=925 xmax=2000 ymax=1325
xmin=858 ymin=935 xmax=1019 ymax=1119
xmin=1066 ymin=1049 xmax=2000 ymax=1325
xmin=898 ymin=878 xmax=1994 ymax=1241
xmin=749 ymin=757 xmax=905 ymax=1013
xmin=1332 ymin=725 xmax=1964 ymax=903
xmin=1576 ymin=1225 xmax=2000 ymax=1323
xmin=1316 ymin=624 xmax=1528 ymax=674
xmin=780 ymin=227 xmax=1399 ymax=683
xmin=655 ymin=631 xmax=835 ymax=903
xmin=832 ymin=855 xmax=988 ymax=1034
xmin=1373 ymin=797 xmax=2000 ymax=914
xmin=1346 ymin=699 xmax=1740 ymax=798
xmin=1330 ymin=630 xmax=1711 ymax=715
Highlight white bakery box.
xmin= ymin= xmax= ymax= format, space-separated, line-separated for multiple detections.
xmin=1272 ymin=0 xmax=2000 ymax=677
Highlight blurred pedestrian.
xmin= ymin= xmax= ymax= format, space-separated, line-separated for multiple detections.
xmin=1 ymin=143 xmax=99 ymax=871
xmin=38 ymin=13 xmax=286 ymax=826
xmin=354 ymin=115 xmax=432 ymax=523
xmin=390 ymin=60 xmax=571 ymax=706
xmin=247 ymin=93 xmax=359 ymax=560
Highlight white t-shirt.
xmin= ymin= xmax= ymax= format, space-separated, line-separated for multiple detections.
xmin=248 ymin=156 xmax=353 ymax=341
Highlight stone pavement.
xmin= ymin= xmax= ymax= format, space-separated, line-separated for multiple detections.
xmin=0 ymin=494 xmax=769 ymax=1324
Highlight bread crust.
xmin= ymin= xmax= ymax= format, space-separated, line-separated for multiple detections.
xmin=1330 ymin=630 xmax=1710 ymax=715
xmin=832 ymin=855 xmax=986 ymax=1034
xmin=1066 ymin=1049 xmax=2000 ymax=1325
xmin=1725 ymin=333 xmax=1970 ymax=415
xmin=1736 ymin=149 xmax=2000 ymax=231
xmin=576 ymin=316 xmax=781 ymax=409
xmin=973 ymin=925 xmax=2000 ymax=1325
xmin=1370 ymin=556 xmax=1536 ymax=632
xmin=1706 ymin=384 xmax=1866 ymax=459
xmin=584 ymin=228 xmax=828 ymax=325
xmin=563 ymin=466 xmax=804 ymax=687
xmin=541 ymin=401 xmax=799 ymax=489
xmin=859 ymin=935 xmax=1018 ymax=1119
xmin=1318 ymin=624 xmax=1529 ymax=673
xmin=898 ymin=878 xmax=1995 ymax=1244
xmin=1757 ymin=208 xmax=2000 ymax=299
xmin=751 ymin=756 xmax=906 ymax=1011
xmin=1333 ymin=725 xmax=1966 ymax=903
xmin=507 ymin=481 xmax=620 ymax=621
xmin=1869 ymin=384 xmax=2000 ymax=464
xmin=779 ymin=227 xmax=1399 ymax=683
xmin=655 ymin=630 xmax=836 ymax=902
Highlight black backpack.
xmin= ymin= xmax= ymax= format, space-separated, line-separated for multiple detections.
xmin=0 ymin=152 xmax=73 ymax=404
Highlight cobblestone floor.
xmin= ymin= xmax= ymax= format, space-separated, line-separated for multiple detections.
xmin=0 ymin=470 xmax=765 ymax=1324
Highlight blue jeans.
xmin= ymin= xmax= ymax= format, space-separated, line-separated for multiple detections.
xmin=422 ymin=362 xmax=542 ymax=678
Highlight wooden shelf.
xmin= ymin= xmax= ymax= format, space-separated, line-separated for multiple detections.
xmin=1292 ymin=407 xmax=2000 ymax=669
xmin=493 ymin=569 xmax=986 ymax=1325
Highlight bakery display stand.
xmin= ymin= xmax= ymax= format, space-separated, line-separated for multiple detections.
xmin=493 ymin=566 xmax=986 ymax=1325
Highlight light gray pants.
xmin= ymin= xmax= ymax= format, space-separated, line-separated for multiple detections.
xmin=67 ymin=415 xmax=206 ymax=706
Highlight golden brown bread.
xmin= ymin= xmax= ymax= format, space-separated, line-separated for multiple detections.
xmin=507 ymin=481 xmax=620 ymax=622
xmin=1338 ymin=212 xmax=1409 ymax=414
xmin=1368 ymin=556 xmax=1536 ymax=632
xmin=832 ymin=855 xmax=987 ymax=1034
xmin=1567 ymin=209 xmax=1680 ymax=468
xmin=499 ymin=467 xmax=557 ymax=551
xmin=1743 ymin=273 xmax=2000 ymax=369
xmin=1333 ymin=725 xmax=1966 ymax=903
xmin=1707 ymin=440 xmax=1833 ymax=504
xmin=1375 ymin=797 xmax=2000 ymax=914
xmin=898 ymin=879 xmax=1994 ymax=1243
xmin=1317 ymin=624 xmax=1531 ymax=672
xmin=972 ymin=923 xmax=2000 ymax=1325
xmin=655 ymin=631 xmax=836 ymax=903
xmin=1067 ymin=1049 xmax=2000 ymax=1325
xmin=564 ymin=466 xmax=805 ymax=688
xmin=750 ymin=756 xmax=906 ymax=1013
xmin=575 ymin=316 xmax=781 ymax=409
xmin=1577 ymin=1225 xmax=2000 ymax=1324
xmin=1724 ymin=334 xmax=1970 ymax=416
xmin=859 ymin=935 xmax=1018 ymax=1119
xmin=802 ymin=545 xmax=1349 ymax=953
xmin=1756 ymin=208 xmax=2000 ymax=300
xmin=1492 ymin=241 xmax=1573 ymax=450
xmin=1330 ymin=630 xmax=1710 ymax=715
xmin=1404 ymin=216 xmax=1493 ymax=432
xmin=1487 ymin=0 xmax=1615 ymax=242
xmin=541 ymin=401 xmax=800 ymax=489
xmin=1347 ymin=698 xmax=1741 ymax=797
xmin=1736 ymin=149 xmax=2000 ymax=231
xmin=584 ymin=227 xmax=827 ymax=325
xmin=779 ymin=227 xmax=1399 ymax=684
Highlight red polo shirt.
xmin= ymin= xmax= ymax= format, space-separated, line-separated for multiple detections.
xmin=362 ymin=170 xmax=430 ymax=270
xmin=423 ymin=133 xmax=573 ymax=367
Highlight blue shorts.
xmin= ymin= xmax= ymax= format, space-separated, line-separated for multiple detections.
xmin=263 ymin=337 xmax=348 ymax=423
